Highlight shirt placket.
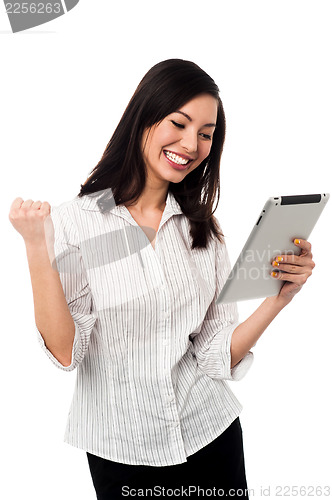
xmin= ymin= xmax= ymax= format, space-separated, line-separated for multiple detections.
xmin=113 ymin=205 xmax=186 ymax=456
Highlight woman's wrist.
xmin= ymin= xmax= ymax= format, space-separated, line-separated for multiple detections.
xmin=264 ymin=293 xmax=293 ymax=311
xmin=230 ymin=293 xmax=292 ymax=367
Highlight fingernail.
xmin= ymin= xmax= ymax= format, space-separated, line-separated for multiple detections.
xmin=294 ymin=238 xmax=301 ymax=245
xmin=272 ymin=261 xmax=279 ymax=267
xmin=271 ymin=271 xmax=278 ymax=277
xmin=276 ymin=256 xmax=283 ymax=262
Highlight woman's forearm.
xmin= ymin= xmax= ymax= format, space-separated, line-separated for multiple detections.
xmin=25 ymin=240 xmax=75 ymax=367
xmin=230 ymin=295 xmax=291 ymax=368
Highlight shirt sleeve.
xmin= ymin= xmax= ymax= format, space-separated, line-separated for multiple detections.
xmin=191 ymin=234 xmax=254 ymax=381
xmin=36 ymin=203 xmax=97 ymax=372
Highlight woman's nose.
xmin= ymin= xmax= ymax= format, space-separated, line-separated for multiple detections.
xmin=180 ymin=130 xmax=198 ymax=153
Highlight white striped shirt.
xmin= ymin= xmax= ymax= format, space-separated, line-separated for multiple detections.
xmin=36 ymin=189 xmax=254 ymax=466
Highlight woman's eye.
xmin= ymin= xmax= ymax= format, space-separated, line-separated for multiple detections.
xmin=171 ymin=120 xmax=184 ymax=129
xmin=200 ymin=133 xmax=212 ymax=140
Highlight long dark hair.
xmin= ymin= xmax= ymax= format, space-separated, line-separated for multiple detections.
xmin=78 ymin=59 xmax=226 ymax=249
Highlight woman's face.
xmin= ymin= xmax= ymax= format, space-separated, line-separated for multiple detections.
xmin=141 ymin=93 xmax=218 ymax=185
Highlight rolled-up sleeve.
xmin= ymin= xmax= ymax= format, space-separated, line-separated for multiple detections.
xmin=191 ymin=234 xmax=254 ymax=381
xmin=36 ymin=203 xmax=96 ymax=372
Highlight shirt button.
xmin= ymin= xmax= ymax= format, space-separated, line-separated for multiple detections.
xmin=173 ymin=421 xmax=180 ymax=428
xmin=163 ymin=339 xmax=169 ymax=346
xmin=167 ymin=395 xmax=175 ymax=402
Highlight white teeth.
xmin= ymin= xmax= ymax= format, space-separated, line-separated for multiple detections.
xmin=165 ymin=151 xmax=190 ymax=165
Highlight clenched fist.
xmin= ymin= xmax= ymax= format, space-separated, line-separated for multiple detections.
xmin=8 ymin=198 xmax=54 ymax=249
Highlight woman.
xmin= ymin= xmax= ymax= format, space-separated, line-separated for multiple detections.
xmin=9 ymin=59 xmax=315 ymax=499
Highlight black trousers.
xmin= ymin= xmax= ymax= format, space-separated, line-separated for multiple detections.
xmin=87 ymin=417 xmax=249 ymax=499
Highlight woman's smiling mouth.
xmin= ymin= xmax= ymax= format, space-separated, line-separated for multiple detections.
xmin=163 ymin=150 xmax=193 ymax=170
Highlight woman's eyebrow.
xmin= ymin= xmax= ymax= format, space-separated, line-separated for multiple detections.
xmin=174 ymin=110 xmax=216 ymax=128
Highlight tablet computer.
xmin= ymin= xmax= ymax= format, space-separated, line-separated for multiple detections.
xmin=216 ymin=193 xmax=330 ymax=304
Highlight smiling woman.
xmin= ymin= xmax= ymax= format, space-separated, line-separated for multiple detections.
xmin=12 ymin=59 xmax=316 ymax=500
xmin=78 ymin=59 xmax=227 ymax=250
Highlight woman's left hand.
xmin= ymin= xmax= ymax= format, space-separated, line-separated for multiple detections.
xmin=271 ymin=238 xmax=315 ymax=303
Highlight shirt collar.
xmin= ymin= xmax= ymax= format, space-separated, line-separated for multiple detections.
xmin=76 ymin=189 xmax=183 ymax=217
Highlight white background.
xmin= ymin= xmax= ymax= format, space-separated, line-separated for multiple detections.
xmin=1 ymin=1 xmax=331 ymax=498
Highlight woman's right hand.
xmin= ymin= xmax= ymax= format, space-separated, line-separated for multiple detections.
xmin=8 ymin=197 xmax=54 ymax=247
